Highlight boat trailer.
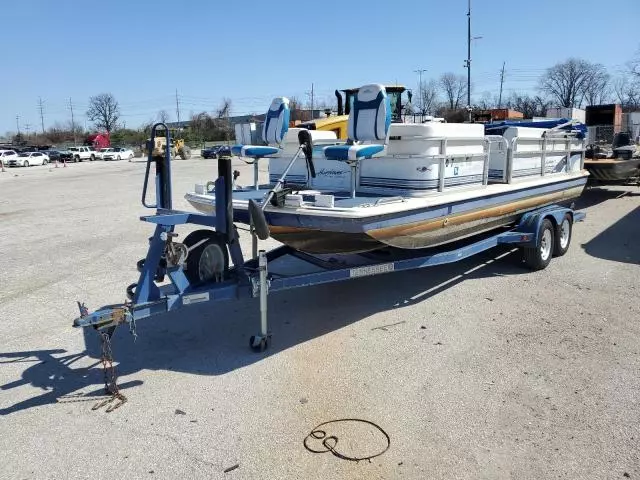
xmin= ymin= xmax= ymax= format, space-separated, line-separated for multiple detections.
xmin=74 ymin=123 xmax=586 ymax=358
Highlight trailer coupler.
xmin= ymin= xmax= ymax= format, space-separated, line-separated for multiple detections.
xmin=73 ymin=301 xmax=132 ymax=331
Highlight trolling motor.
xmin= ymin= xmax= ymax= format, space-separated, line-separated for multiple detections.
xmin=248 ymin=129 xmax=315 ymax=241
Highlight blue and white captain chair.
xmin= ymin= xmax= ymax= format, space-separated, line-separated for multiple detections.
xmin=231 ymin=97 xmax=290 ymax=190
xmin=323 ymin=83 xmax=391 ymax=197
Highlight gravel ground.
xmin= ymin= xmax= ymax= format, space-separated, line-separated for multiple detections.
xmin=0 ymin=159 xmax=639 ymax=480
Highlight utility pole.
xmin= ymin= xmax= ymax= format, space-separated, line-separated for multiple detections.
xmin=69 ymin=98 xmax=77 ymax=146
xmin=463 ymin=0 xmax=483 ymax=121
xmin=24 ymin=123 xmax=32 ymax=140
xmin=306 ymin=83 xmax=315 ymax=120
xmin=175 ymin=89 xmax=181 ymax=126
xmin=413 ymin=69 xmax=427 ymax=118
xmin=466 ymin=0 xmax=471 ymax=112
xmin=498 ymin=62 xmax=506 ymax=108
xmin=38 ymin=97 xmax=45 ymax=134
xmin=16 ymin=115 xmax=21 ymax=135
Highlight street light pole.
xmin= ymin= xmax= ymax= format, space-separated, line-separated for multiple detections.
xmin=413 ymin=68 xmax=427 ymax=119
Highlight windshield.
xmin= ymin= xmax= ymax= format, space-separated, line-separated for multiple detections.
xmin=18 ymin=153 xmax=29 ymax=157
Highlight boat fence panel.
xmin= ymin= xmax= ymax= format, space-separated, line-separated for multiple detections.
xmin=488 ymin=127 xmax=586 ymax=184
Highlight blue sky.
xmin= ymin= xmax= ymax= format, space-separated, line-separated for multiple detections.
xmin=2 ymin=0 xmax=638 ymax=134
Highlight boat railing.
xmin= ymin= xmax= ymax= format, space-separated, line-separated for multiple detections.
xmin=508 ymin=133 xmax=586 ymax=182
xmin=387 ymin=136 xmax=491 ymax=192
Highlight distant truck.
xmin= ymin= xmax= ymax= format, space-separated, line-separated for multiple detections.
xmin=68 ymin=146 xmax=97 ymax=162
xmin=85 ymin=133 xmax=110 ymax=150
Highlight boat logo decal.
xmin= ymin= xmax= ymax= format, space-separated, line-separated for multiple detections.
xmin=416 ymin=166 xmax=431 ymax=173
xmin=317 ymin=168 xmax=347 ymax=177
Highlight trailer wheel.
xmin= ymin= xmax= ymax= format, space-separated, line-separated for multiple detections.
xmin=553 ymin=214 xmax=572 ymax=257
xmin=523 ymin=218 xmax=554 ymax=271
xmin=183 ymin=230 xmax=229 ymax=284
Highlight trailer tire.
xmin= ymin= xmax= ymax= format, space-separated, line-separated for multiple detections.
xmin=183 ymin=230 xmax=229 ymax=284
xmin=523 ymin=218 xmax=554 ymax=271
xmin=553 ymin=214 xmax=572 ymax=257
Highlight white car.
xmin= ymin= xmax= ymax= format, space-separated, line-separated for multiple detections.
xmin=96 ymin=147 xmax=115 ymax=160
xmin=0 ymin=149 xmax=18 ymax=165
xmin=8 ymin=151 xmax=50 ymax=167
xmin=103 ymin=147 xmax=134 ymax=161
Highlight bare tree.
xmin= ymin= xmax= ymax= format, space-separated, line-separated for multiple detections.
xmin=86 ymin=93 xmax=120 ymax=133
xmin=476 ymin=91 xmax=499 ymax=110
xmin=288 ymin=96 xmax=303 ymax=122
xmin=216 ymin=98 xmax=232 ymax=119
xmin=613 ymin=75 xmax=640 ymax=110
xmin=157 ymin=110 xmax=170 ymax=123
xmin=539 ymin=58 xmax=607 ymax=108
xmin=582 ymin=65 xmax=611 ymax=106
xmin=505 ymin=93 xmax=550 ymax=118
xmin=439 ymin=73 xmax=467 ymax=109
xmin=629 ymin=47 xmax=640 ymax=78
xmin=418 ymin=80 xmax=439 ymax=115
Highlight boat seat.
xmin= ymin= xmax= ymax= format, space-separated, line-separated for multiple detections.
xmin=231 ymin=97 xmax=290 ymax=158
xmin=324 ymin=143 xmax=385 ymax=161
xmin=323 ymin=83 xmax=390 ymax=162
xmin=231 ymin=145 xmax=279 ymax=157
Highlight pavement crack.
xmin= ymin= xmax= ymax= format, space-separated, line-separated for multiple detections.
xmin=101 ymin=415 xmax=219 ymax=470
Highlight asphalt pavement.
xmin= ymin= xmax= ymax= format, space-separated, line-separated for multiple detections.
xmin=0 ymin=159 xmax=639 ymax=479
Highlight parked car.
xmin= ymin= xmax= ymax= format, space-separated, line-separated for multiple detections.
xmin=96 ymin=147 xmax=115 ymax=160
xmin=103 ymin=147 xmax=134 ymax=161
xmin=46 ymin=149 xmax=73 ymax=163
xmin=7 ymin=151 xmax=49 ymax=167
xmin=201 ymin=145 xmax=223 ymax=159
xmin=0 ymin=149 xmax=18 ymax=165
xmin=68 ymin=146 xmax=96 ymax=162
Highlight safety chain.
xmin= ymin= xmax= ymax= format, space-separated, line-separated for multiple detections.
xmin=92 ymin=331 xmax=127 ymax=412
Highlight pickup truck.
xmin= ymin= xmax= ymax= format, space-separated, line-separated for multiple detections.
xmin=68 ymin=146 xmax=97 ymax=162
